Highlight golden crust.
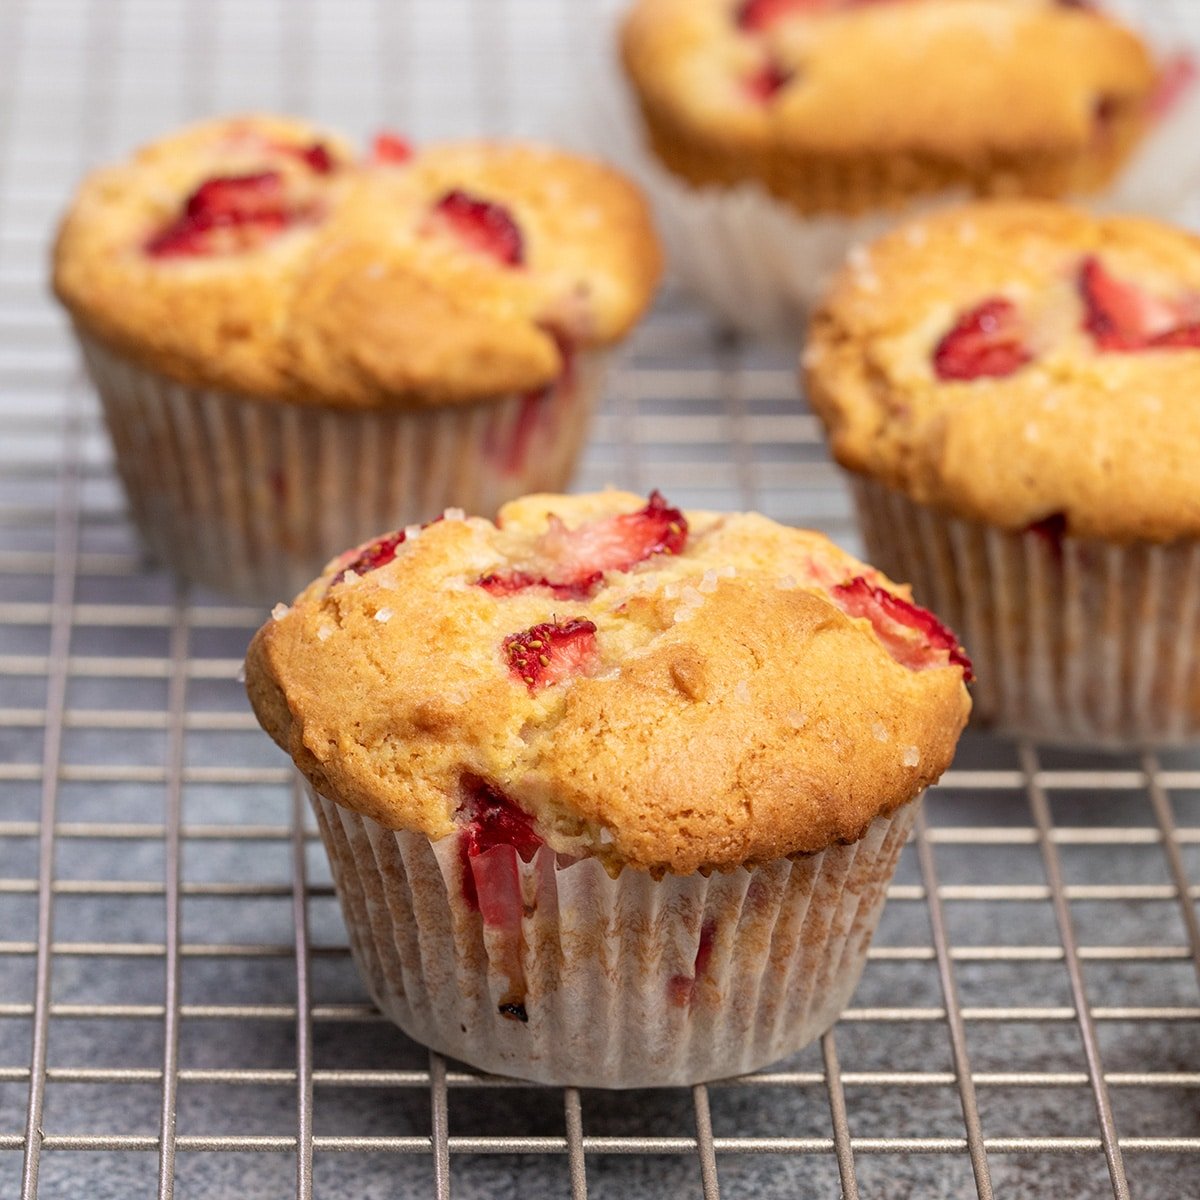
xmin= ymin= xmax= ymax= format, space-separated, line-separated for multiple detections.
xmin=620 ymin=0 xmax=1156 ymax=213
xmin=53 ymin=116 xmax=662 ymax=408
xmin=805 ymin=201 xmax=1200 ymax=543
xmin=244 ymin=491 xmax=970 ymax=875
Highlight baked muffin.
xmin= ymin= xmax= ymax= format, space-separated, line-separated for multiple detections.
xmin=806 ymin=200 xmax=1200 ymax=747
xmin=616 ymin=0 xmax=1164 ymax=333
xmin=53 ymin=115 xmax=661 ymax=604
xmin=245 ymin=489 xmax=971 ymax=1086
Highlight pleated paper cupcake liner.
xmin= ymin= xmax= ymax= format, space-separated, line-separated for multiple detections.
xmin=78 ymin=330 xmax=606 ymax=607
xmin=852 ymin=476 xmax=1200 ymax=750
xmin=308 ymin=782 xmax=918 ymax=1089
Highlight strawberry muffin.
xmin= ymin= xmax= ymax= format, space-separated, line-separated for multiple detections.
xmin=806 ymin=201 xmax=1200 ymax=748
xmin=244 ymin=489 xmax=971 ymax=1086
xmin=52 ymin=115 xmax=661 ymax=604
xmin=615 ymin=0 xmax=1179 ymax=334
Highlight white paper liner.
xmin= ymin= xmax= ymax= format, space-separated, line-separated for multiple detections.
xmin=852 ymin=476 xmax=1200 ymax=750
xmin=76 ymin=331 xmax=606 ymax=606
xmin=578 ymin=18 xmax=1200 ymax=341
xmin=307 ymin=781 xmax=918 ymax=1088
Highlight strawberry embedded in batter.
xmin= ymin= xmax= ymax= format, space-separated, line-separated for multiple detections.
xmin=831 ymin=576 xmax=973 ymax=681
xmin=933 ymin=298 xmax=1033 ymax=381
xmin=477 ymin=491 xmax=689 ymax=601
xmin=457 ymin=776 xmax=543 ymax=919
xmin=736 ymin=0 xmax=888 ymax=31
xmin=667 ymin=919 xmax=717 ymax=1008
xmin=329 ymin=529 xmax=408 ymax=587
xmin=146 ymin=170 xmax=313 ymax=257
xmin=432 ymin=189 xmax=524 ymax=266
xmin=1079 ymin=256 xmax=1200 ymax=351
xmin=372 ymin=131 xmax=414 ymax=164
xmin=743 ymin=60 xmax=794 ymax=102
xmin=504 ymin=618 xmax=599 ymax=691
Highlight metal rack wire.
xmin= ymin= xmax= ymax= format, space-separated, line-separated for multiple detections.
xmin=1 ymin=0 xmax=1198 ymax=1196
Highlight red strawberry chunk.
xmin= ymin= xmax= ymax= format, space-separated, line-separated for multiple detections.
xmin=477 ymin=570 xmax=596 ymax=601
xmin=373 ymin=131 xmax=414 ymax=164
xmin=743 ymin=60 xmax=793 ymax=102
xmin=738 ymin=0 xmax=829 ymax=30
xmin=832 ymin=576 xmax=973 ymax=681
xmin=186 ymin=171 xmax=285 ymax=222
xmin=533 ymin=491 xmax=688 ymax=594
xmin=667 ymin=919 xmax=717 ymax=1008
xmin=1147 ymin=323 xmax=1200 ymax=349
xmin=329 ymin=530 xmax=407 ymax=587
xmin=1080 ymin=256 xmax=1200 ymax=352
xmin=478 ymin=493 xmax=688 ymax=602
xmin=737 ymin=0 xmax=892 ymax=29
xmin=457 ymin=776 xmax=543 ymax=914
xmin=433 ymin=189 xmax=524 ymax=267
xmin=296 ymin=141 xmax=334 ymax=174
xmin=146 ymin=171 xmax=292 ymax=257
xmin=1148 ymin=51 xmax=1198 ymax=121
xmin=504 ymin=619 xmax=598 ymax=691
xmin=933 ymin=298 xmax=1032 ymax=382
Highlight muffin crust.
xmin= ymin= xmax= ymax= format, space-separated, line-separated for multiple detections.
xmin=246 ymin=490 xmax=971 ymax=875
xmin=806 ymin=201 xmax=1200 ymax=542
xmin=53 ymin=115 xmax=662 ymax=408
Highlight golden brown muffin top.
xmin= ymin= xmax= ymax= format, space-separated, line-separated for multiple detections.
xmin=53 ymin=115 xmax=662 ymax=408
xmin=806 ymin=201 xmax=1200 ymax=542
xmin=245 ymin=490 xmax=971 ymax=875
xmin=620 ymin=0 xmax=1155 ymax=164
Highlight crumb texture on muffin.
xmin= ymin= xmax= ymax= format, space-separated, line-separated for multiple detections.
xmin=245 ymin=490 xmax=970 ymax=874
xmin=806 ymin=201 xmax=1200 ymax=542
xmin=620 ymin=0 xmax=1156 ymax=213
xmin=53 ymin=115 xmax=662 ymax=407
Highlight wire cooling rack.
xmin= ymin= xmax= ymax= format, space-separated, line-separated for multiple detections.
xmin=1 ymin=0 xmax=1199 ymax=1196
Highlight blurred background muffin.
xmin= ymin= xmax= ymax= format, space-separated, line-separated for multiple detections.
xmin=53 ymin=114 xmax=662 ymax=605
xmin=610 ymin=0 xmax=1191 ymax=336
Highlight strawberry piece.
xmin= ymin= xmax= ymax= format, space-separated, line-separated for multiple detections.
xmin=1148 ymin=52 xmax=1198 ymax=121
xmin=1027 ymin=512 xmax=1067 ymax=563
xmin=1147 ymin=323 xmax=1200 ymax=349
xmin=933 ymin=298 xmax=1032 ymax=381
xmin=737 ymin=0 xmax=892 ymax=29
xmin=667 ymin=919 xmax=717 ymax=1008
xmin=296 ymin=141 xmax=334 ymax=173
xmin=329 ymin=530 xmax=407 ymax=587
xmin=477 ymin=571 xmax=593 ymax=601
xmin=457 ymin=776 xmax=543 ymax=914
xmin=1079 ymin=256 xmax=1200 ymax=352
xmin=433 ymin=189 xmax=524 ymax=267
xmin=737 ymin=0 xmax=827 ymax=30
xmin=504 ymin=618 xmax=599 ymax=691
xmin=186 ymin=171 xmax=286 ymax=221
xmin=328 ymin=515 xmax=444 ymax=587
xmin=533 ymin=490 xmax=688 ymax=594
xmin=479 ymin=493 xmax=688 ymax=601
xmin=832 ymin=576 xmax=973 ymax=681
xmin=504 ymin=391 xmax=548 ymax=476
xmin=146 ymin=171 xmax=291 ymax=257
xmin=373 ymin=131 xmax=414 ymax=164
xmin=743 ymin=60 xmax=793 ymax=102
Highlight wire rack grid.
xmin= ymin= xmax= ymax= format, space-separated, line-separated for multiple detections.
xmin=1 ymin=0 xmax=1199 ymax=1197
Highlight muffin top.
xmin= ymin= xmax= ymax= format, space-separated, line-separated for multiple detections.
xmin=620 ymin=0 xmax=1155 ymax=168
xmin=245 ymin=490 xmax=971 ymax=875
xmin=53 ymin=115 xmax=661 ymax=408
xmin=806 ymin=201 xmax=1200 ymax=542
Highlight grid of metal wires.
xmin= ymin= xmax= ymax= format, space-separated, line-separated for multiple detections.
xmin=0 ymin=0 xmax=1199 ymax=1196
